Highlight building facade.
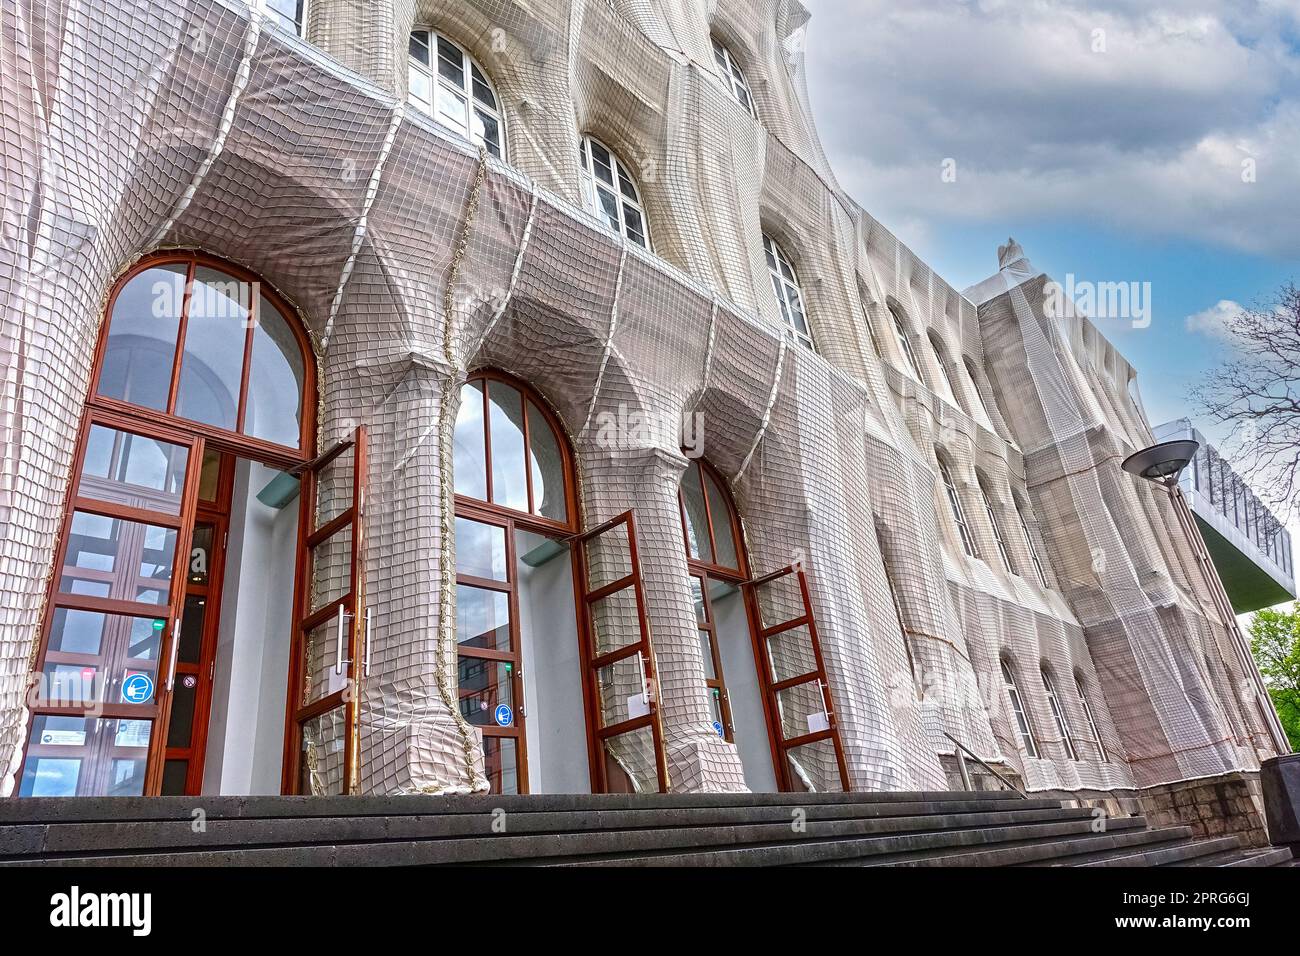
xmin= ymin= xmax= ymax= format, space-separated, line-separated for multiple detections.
xmin=0 ymin=0 xmax=1288 ymax=817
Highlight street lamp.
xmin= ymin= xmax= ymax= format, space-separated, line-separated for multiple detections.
xmin=1121 ymin=439 xmax=1200 ymax=485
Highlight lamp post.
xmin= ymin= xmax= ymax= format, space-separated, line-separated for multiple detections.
xmin=1122 ymin=441 xmax=1292 ymax=755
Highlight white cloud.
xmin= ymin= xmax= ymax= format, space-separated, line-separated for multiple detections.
xmin=1185 ymin=299 xmax=1245 ymax=340
xmin=800 ymin=0 xmax=1300 ymax=257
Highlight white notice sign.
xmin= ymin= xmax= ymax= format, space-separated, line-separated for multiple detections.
xmin=806 ymin=711 xmax=830 ymax=734
xmin=627 ymin=693 xmax=651 ymax=720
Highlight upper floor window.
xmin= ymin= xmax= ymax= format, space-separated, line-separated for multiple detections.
xmin=962 ymin=356 xmax=996 ymax=428
xmin=1015 ymin=498 xmax=1050 ymax=589
xmin=978 ymin=479 xmax=1013 ymax=573
xmin=678 ymin=459 xmax=740 ymax=572
xmin=928 ymin=333 xmax=960 ymax=406
xmin=579 ymin=135 xmax=649 ymax=249
xmin=409 ymin=30 xmax=505 ymax=158
xmin=1041 ymin=667 xmax=1079 ymax=761
xmin=763 ymin=234 xmax=815 ymax=350
xmin=260 ymin=0 xmax=306 ymax=35
xmin=888 ymin=304 xmax=924 ymax=381
xmin=711 ymin=36 xmax=758 ymax=118
xmin=937 ymin=455 xmax=977 ymax=558
xmin=1001 ymin=660 xmax=1038 ymax=758
xmin=1075 ymin=674 xmax=1109 ymax=763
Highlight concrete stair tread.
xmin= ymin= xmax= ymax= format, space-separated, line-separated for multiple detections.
xmin=1167 ymin=844 xmax=1296 ymax=867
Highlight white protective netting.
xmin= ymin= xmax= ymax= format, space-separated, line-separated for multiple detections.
xmin=0 ymin=0 xmax=1282 ymax=798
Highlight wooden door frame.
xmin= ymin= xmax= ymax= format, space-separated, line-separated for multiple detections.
xmin=16 ymin=251 xmax=318 ymax=799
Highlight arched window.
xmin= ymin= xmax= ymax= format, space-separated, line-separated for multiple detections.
xmin=978 ymin=478 xmax=1013 ymax=573
xmin=888 ymin=304 xmax=924 ymax=381
xmin=1015 ymin=498 xmax=1050 ymax=589
xmin=408 ymin=30 xmax=505 ymax=158
xmin=1001 ymin=659 xmax=1038 ymax=758
xmin=1041 ymin=667 xmax=1079 ymax=761
xmin=937 ymin=454 xmax=977 ymax=558
xmin=763 ymin=234 xmax=815 ymax=351
xmin=962 ymin=356 xmax=997 ymax=428
xmin=260 ymin=0 xmax=306 ymax=35
xmin=453 ymin=373 xmax=572 ymax=524
xmin=928 ymin=332 xmax=960 ymax=406
xmin=579 ymin=135 xmax=649 ymax=248
xmin=1075 ymin=673 xmax=1109 ymax=763
xmin=97 ymin=254 xmax=310 ymax=451
xmin=711 ymin=36 xmax=758 ymax=118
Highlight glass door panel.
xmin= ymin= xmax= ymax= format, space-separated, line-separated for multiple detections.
xmin=575 ymin=512 xmax=668 ymax=793
xmin=745 ymin=566 xmax=849 ymax=792
xmin=291 ymin=426 xmax=366 ymax=795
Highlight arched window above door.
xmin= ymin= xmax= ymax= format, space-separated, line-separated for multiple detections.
xmin=453 ymin=372 xmax=573 ymax=526
xmin=96 ymin=254 xmax=311 ymax=452
xmin=677 ymin=458 xmax=741 ymax=573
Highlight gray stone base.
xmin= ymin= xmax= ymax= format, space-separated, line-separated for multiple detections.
xmin=1135 ymin=772 xmax=1270 ymax=848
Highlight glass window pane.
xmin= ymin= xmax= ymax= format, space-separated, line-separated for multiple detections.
xmin=474 ymin=108 xmax=501 ymax=157
xmin=435 ymin=84 xmax=468 ymax=134
xmin=408 ymin=68 xmax=431 ymax=107
xmin=680 ymin=464 xmax=713 ymax=563
xmin=79 ymin=425 xmax=189 ymax=515
xmin=453 ymin=381 xmax=488 ymax=500
xmin=40 ymin=609 xmax=164 ymax=707
xmin=601 ymin=724 xmax=658 ymax=794
xmin=59 ymin=512 xmax=178 ymax=606
xmin=166 ymin=679 xmax=197 ymax=747
xmin=784 ymin=737 xmax=844 ymax=793
xmin=527 ymin=402 xmax=567 ymax=523
xmin=198 ymin=448 xmax=222 ymax=501
xmin=299 ymin=708 xmax=347 ymax=795
xmin=457 ymin=656 xmax=515 ymax=726
xmin=308 ymin=524 xmax=353 ymax=613
xmin=178 ymin=593 xmax=206 ymax=665
xmin=482 ymin=736 xmax=519 ymax=795
xmin=456 ymin=585 xmax=511 ymax=652
xmin=704 ymin=472 xmax=739 ymax=570
xmin=98 ymin=264 xmax=187 ymax=410
xmin=302 ymin=618 xmax=348 ymax=706
xmin=245 ymin=297 xmax=304 ymax=448
xmin=455 ymin=517 xmax=508 ymax=582
xmin=488 ymin=380 xmax=528 ymax=512
xmin=589 ymin=587 xmax=642 ymax=658
xmin=584 ymin=521 xmax=632 ymax=591
xmin=766 ymin=624 xmax=818 ymax=684
xmin=20 ymin=717 xmax=152 ymax=797
xmin=775 ymin=680 xmax=826 ymax=741
xmin=436 ymin=36 xmax=465 ymax=84
xmin=409 ymin=32 xmax=430 ymax=65
xmin=187 ymin=524 xmax=214 ymax=588
xmin=161 ymin=759 xmax=189 ymax=795
xmin=699 ymin=629 xmax=717 ymax=680
xmin=595 ymin=653 xmax=648 ymax=727
xmin=175 ymin=267 xmax=250 ymax=430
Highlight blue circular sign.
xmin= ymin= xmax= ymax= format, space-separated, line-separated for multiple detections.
xmin=712 ymin=720 xmax=725 ymax=738
xmin=494 ymin=704 xmax=513 ymax=727
xmin=122 ymin=673 xmax=155 ymax=704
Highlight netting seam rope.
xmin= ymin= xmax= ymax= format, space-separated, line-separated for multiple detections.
xmin=700 ymin=294 xmax=720 ymax=394
xmin=467 ymin=186 xmax=540 ymax=362
xmin=735 ymin=338 xmax=787 ymax=483
xmin=322 ymin=99 xmax=406 ymax=352
xmin=426 ymin=145 xmax=491 ymax=794
xmin=579 ymin=242 xmax=629 ymax=437
xmin=150 ymin=8 xmax=262 ymax=248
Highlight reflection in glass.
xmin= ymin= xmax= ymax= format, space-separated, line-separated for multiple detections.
xmin=457 ymin=656 xmax=514 ymax=725
xmin=80 ymin=425 xmax=189 ymax=515
xmin=455 ymin=585 xmax=511 ymax=652
xmin=455 ymin=517 xmax=508 ymax=582
xmin=175 ymin=266 xmax=249 ymax=430
xmin=488 ymin=380 xmax=528 ymax=512
xmin=98 ymin=264 xmax=188 ymax=410
xmin=453 ymin=381 xmax=487 ymax=500
xmin=680 ymin=464 xmax=713 ymax=563
xmin=704 ymin=471 xmax=739 ymax=570
xmin=60 ymin=512 xmax=177 ymax=606
xmin=482 ymin=736 xmax=519 ymax=795
xmin=19 ymin=717 xmax=152 ymax=798
xmin=246 ymin=296 xmax=305 ymax=448
xmin=528 ymin=401 xmax=567 ymax=522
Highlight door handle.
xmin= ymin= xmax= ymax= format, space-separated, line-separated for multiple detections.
xmin=816 ymin=678 xmax=831 ymax=722
xmin=334 ymin=604 xmax=348 ymax=675
xmin=636 ymin=652 xmax=650 ymax=704
xmin=363 ymin=607 xmax=372 ymax=678
xmin=166 ymin=619 xmax=181 ymax=691
xmin=517 ymin=666 xmax=527 ymax=718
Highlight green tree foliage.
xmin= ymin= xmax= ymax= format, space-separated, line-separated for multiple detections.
xmin=1249 ymin=606 xmax=1300 ymax=751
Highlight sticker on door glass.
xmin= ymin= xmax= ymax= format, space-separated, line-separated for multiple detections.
xmin=494 ymin=704 xmax=513 ymax=727
xmin=121 ymin=672 xmax=155 ymax=705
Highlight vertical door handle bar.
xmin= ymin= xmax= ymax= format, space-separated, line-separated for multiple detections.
xmin=166 ymin=619 xmax=181 ymax=691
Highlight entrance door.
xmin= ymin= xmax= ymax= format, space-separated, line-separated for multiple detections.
xmin=19 ymin=414 xmax=202 ymax=797
xmin=287 ymin=427 xmax=367 ymax=795
xmin=744 ymin=566 xmax=850 ymax=792
xmin=575 ymin=511 xmax=669 ymax=793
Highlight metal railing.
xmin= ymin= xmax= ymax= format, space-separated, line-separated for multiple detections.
xmin=944 ymin=732 xmax=1028 ymax=798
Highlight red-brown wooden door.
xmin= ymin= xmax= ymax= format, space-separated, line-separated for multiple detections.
xmin=744 ymin=566 xmax=850 ymax=792
xmin=574 ymin=511 xmax=669 ymax=793
xmin=287 ymin=427 xmax=367 ymax=795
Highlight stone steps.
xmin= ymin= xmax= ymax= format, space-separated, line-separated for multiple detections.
xmin=0 ymin=792 xmax=1292 ymax=867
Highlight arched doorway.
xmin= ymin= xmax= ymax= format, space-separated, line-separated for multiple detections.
xmin=452 ymin=371 xmax=667 ymax=794
xmin=679 ymin=458 xmax=849 ymax=792
xmin=15 ymin=252 xmax=346 ymax=798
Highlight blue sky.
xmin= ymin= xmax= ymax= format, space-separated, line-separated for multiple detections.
xmin=800 ymin=0 xmax=1300 ymax=444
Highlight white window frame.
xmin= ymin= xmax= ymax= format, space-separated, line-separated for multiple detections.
xmin=1001 ymin=660 xmax=1038 ymax=758
xmin=980 ymin=482 xmax=1013 ymax=573
xmin=408 ymin=29 xmax=506 ymax=159
xmin=929 ymin=334 xmax=960 ymax=406
xmin=1042 ymin=668 xmax=1079 ymax=761
xmin=938 ymin=456 xmax=978 ymax=558
xmin=889 ymin=305 xmax=924 ymax=381
xmin=1016 ymin=500 xmax=1050 ymax=588
xmin=1075 ymin=676 xmax=1109 ymax=763
xmin=711 ymin=36 xmax=758 ymax=119
xmin=579 ymin=135 xmax=650 ymax=249
xmin=259 ymin=0 xmax=306 ymax=36
xmin=962 ymin=356 xmax=997 ymax=429
xmin=763 ymin=234 xmax=815 ymax=351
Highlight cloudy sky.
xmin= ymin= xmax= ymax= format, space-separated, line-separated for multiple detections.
xmin=800 ymin=0 xmax=1300 ymax=436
